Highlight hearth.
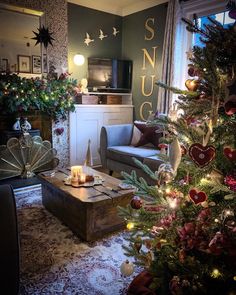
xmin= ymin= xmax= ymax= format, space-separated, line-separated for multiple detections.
xmin=0 ymin=111 xmax=52 ymax=143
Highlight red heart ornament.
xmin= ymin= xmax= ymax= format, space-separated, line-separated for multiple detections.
xmin=224 ymin=95 xmax=236 ymax=115
xmin=189 ymin=143 xmax=216 ymax=168
xmin=189 ymin=189 xmax=207 ymax=204
xmin=224 ymin=147 xmax=236 ymax=162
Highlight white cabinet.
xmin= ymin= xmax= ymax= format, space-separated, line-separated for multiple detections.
xmin=69 ymin=104 xmax=134 ymax=166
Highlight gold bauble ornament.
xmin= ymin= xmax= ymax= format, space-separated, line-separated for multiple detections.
xmin=185 ymin=79 xmax=199 ymax=91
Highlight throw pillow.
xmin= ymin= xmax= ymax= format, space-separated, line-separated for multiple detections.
xmin=134 ymin=121 xmax=162 ymax=147
xmin=130 ymin=124 xmax=143 ymax=146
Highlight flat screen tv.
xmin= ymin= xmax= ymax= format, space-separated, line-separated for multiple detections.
xmin=88 ymin=57 xmax=132 ymax=92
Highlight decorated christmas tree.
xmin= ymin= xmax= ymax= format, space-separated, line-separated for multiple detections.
xmin=119 ymin=12 xmax=236 ymax=295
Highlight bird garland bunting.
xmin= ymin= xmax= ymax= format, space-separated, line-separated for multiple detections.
xmin=83 ymin=27 xmax=120 ymax=46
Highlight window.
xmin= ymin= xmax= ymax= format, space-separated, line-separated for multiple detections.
xmin=193 ymin=10 xmax=235 ymax=47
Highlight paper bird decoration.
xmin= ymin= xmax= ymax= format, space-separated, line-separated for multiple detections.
xmin=99 ymin=29 xmax=108 ymax=40
xmin=32 ymin=25 xmax=54 ymax=48
xmin=112 ymin=27 xmax=119 ymax=36
xmin=84 ymin=33 xmax=94 ymax=46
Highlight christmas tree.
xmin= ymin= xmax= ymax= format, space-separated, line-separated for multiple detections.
xmin=119 ymin=13 xmax=236 ymax=295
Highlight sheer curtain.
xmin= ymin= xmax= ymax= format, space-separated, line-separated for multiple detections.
xmin=157 ymin=0 xmax=182 ymax=114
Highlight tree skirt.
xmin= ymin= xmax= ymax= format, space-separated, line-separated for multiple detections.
xmin=16 ymin=187 xmax=138 ymax=295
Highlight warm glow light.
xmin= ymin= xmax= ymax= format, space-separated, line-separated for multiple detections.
xmin=168 ymin=198 xmax=178 ymax=209
xmin=165 ymin=188 xmax=171 ymax=194
xmin=211 ymin=268 xmax=221 ymax=278
xmin=73 ymin=54 xmax=85 ymax=66
xmin=200 ymin=177 xmax=209 ymax=185
xmin=160 ymin=239 xmax=167 ymax=243
xmin=127 ymin=222 xmax=135 ymax=230
xmin=79 ymin=173 xmax=86 ymax=184
xmin=71 ymin=166 xmax=82 ymax=178
xmin=183 ymin=136 xmax=190 ymax=143
xmin=224 ymin=209 xmax=234 ymax=217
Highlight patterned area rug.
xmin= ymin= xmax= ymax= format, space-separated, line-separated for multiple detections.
xmin=16 ymin=186 xmax=138 ymax=295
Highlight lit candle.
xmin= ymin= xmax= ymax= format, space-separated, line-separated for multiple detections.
xmin=79 ymin=173 xmax=86 ymax=184
xmin=71 ymin=166 xmax=82 ymax=178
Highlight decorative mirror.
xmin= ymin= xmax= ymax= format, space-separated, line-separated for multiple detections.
xmin=0 ymin=3 xmax=44 ymax=77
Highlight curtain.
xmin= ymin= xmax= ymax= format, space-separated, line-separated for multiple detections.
xmin=157 ymin=0 xmax=182 ymax=114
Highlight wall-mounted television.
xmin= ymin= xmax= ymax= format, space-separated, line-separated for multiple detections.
xmin=88 ymin=57 xmax=132 ymax=93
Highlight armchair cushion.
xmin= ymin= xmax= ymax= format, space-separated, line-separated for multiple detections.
xmin=107 ymin=146 xmax=158 ymax=167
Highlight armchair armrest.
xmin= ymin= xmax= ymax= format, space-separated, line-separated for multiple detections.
xmin=100 ymin=124 xmax=133 ymax=168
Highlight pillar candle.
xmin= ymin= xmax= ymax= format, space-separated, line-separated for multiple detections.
xmin=71 ymin=166 xmax=82 ymax=178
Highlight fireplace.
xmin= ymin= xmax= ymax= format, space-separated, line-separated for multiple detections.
xmin=0 ymin=111 xmax=52 ymax=144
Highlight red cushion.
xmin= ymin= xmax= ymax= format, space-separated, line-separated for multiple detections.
xmin=134 ymin=122 xmax=162 ymax=147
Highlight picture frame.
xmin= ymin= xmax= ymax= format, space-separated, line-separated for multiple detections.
xmin=43 ymin=54 xmax=48 ymax=73
xmin=1 ymin=58 xmax=8 ymax=72
xmin=18 ymin=55 xmax=31 ymax=73
xmin=32 ymin=55 xmax=42 ymax=74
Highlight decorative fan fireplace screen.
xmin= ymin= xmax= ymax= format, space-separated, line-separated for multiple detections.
xmin=0 ymin=134 xmax=59 ymax=180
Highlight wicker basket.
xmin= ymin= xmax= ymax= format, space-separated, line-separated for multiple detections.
xmin=82 ymin=95 xmax=98 ymax=104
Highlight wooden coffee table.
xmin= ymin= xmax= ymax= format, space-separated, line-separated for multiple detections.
xmin=38 ymin=168 xmax=133 ymax=241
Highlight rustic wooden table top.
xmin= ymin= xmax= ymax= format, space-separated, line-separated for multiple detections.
xmin=38 ymin=167 xmax=134 ymax=203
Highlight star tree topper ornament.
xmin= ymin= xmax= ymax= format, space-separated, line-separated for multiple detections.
xmin=32 ymin=25 xmax=54 ymax=48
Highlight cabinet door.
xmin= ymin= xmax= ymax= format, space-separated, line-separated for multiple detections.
xmin=70 ymin=110 xmax=103 ymax=166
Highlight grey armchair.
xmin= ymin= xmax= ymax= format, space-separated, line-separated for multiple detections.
xmin=100 ymin=124 xmax=163 ymax=183
xmin=0 ymin=184 xmax=20 ymax=294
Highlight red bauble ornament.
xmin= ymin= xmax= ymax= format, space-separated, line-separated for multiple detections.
xmin=224 ymin=95 xmax=236 ymax=115
xmin=185 ymin=79 xmax=199 ymax=91
xmin=130 ymin=196 xmax=142 ymax=209
xmin=225 ymin=175 xmax=236 ymax=192
xmin=189 ymin=143 xmax=216 ymax=168
xmin=224 ymin=147 xmax=236 ymax=162
xmin=189 ymin=189 xmax=207 ymax=204
xmin=188 ymin=65 xmax=196 ymax=77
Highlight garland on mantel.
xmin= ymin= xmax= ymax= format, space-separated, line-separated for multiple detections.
xmin=0 ymin=72 xmax=78 ymax=121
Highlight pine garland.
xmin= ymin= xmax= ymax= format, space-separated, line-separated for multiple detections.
xmin=0 ymin=73 xmax=78 ymax=121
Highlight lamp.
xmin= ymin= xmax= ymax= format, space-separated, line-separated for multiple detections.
xmin=73 ymin=54 xmax=85 ymax=66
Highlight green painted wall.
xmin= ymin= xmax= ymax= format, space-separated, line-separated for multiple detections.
xmin=68 ymin=4 xmax=122 ymax=82
xmin=68 ymin=3 xmax=167 ymax=120
xmin=122 ymin=3 xmax=168 ymax=120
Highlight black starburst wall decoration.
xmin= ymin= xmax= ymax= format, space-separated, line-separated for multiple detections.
xmin=32 ymin=25 xmax=54 ymax=48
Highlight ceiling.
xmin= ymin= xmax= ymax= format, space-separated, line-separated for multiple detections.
xmin=67 ymin=0 xmax=168 ymax=16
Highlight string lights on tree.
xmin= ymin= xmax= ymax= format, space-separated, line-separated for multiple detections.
xmin=118 ymin=9 xmax=236 ymax=295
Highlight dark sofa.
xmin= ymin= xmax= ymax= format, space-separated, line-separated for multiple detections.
xmin=0 ymin=184 xmax=20 ymax=294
